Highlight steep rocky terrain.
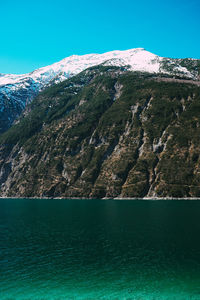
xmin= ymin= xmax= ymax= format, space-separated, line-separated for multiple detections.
xmin=1 ymin=48 xmax=200 ymax=134
xmin=0 ymin=65 xmax=200 ymax=198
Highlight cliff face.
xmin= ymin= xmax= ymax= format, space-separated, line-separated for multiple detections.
xmin=0 ymin=66 xmax=200 ymax=198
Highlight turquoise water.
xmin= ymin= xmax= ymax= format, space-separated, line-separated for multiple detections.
xmin=0 ymin=199 xmax=200 ymax=299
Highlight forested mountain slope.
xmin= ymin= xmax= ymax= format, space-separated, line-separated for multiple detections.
xmin=0 ymin=66 xmax=200 ymax=198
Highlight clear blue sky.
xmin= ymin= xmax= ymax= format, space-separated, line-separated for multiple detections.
xmin=1 ymin=0 xmax=199 ymax=74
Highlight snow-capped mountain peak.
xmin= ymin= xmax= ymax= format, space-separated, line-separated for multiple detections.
xmin=0 ymin=47 xmax=195 ymax=89
xmin=0 ymin=48 xmax=199 ymax=133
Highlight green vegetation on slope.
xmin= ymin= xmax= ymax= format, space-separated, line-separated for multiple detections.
xmin=0 ymin=66 xmax=200 ymax=198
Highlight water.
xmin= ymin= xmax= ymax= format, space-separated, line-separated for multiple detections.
xmin=0 ymin=199 xmax=200 ymax=299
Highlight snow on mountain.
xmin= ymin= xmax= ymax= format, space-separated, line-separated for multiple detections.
xmin=0 ymin=48 xmax=199 ymax=133
xmin=0 ymin=48 xmax=196 ymax=89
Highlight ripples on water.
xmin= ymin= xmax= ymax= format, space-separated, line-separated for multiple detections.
xmin=0 ymin=199 xmax=200 ymax=299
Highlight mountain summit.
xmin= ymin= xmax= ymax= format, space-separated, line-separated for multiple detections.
xmin=0 ymin=48 xmax=200 ymax=133
xmin=0 ymin=48 xmax=198 ymax=86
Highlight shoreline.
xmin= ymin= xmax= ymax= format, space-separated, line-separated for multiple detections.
xmin=1 ymin=196 xmax=200 ymax=200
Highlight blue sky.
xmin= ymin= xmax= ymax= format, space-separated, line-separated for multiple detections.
xmin=1 ymin=0 xmax=199 ymax=74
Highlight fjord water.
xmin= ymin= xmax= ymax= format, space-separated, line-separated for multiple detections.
xmin=0 ymin=199 xmax=200 ymax=299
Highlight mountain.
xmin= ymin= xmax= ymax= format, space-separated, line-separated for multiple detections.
xmin=0 ymin=48 xmax=200 ymax=133
xmin=0 ymin=63 xmax=200 ymax=198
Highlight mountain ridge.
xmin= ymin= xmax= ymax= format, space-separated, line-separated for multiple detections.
xmin=1 ymin=48 xmax=199 ymax=84
xmin=0 ymin=48 xmax=200 ymax=133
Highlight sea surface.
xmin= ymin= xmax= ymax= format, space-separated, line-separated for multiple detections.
xmin=0 ymin=198 xmax=200 ymax=299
